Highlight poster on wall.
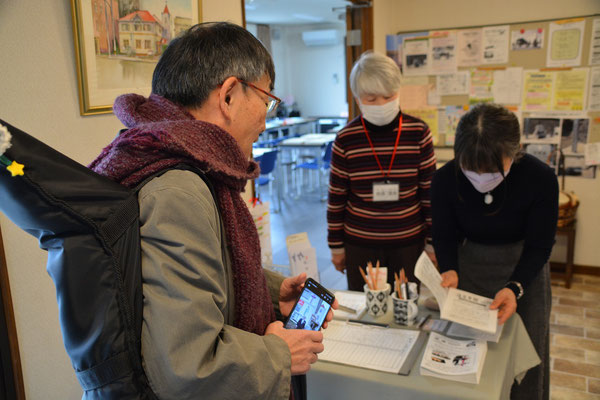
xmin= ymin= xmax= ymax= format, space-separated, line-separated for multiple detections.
xmin=522 ymin=70 xmax=555 ymax=111
xmin=436 ymin=71 xmax=470 ymax=96
xmin=589 ymin=19 xmax=600 ymax=66
xmin=546 ymin=18 xmax=585 ymax=68
xmin=430 ymin=31 xmax=458 ymax=75
xmin=563 ymin=155 xmax=596 ymax=178
xmin=403 ymin=37 xmax=431 ymax=76
xmin=511 ymin=28 xmax=544 ymax=51
xmin=552 ymin=68 xmax=588 ymax=111
xmin=588 ymin=67 xmax=600 ymax=111
xmin=560 ymin=117 xmax=590 ymax=155
xmin=404 ymin=108 xmax=440 ymax=145
xmin=481 ymin=25 xmax=509 ymax=64
xmin=457 ymin=28 xmax=483 ymax=66
xmin=386 ymin=31 xmax=429 ymax=73
xmin=492 ymin=67 xmax=523 ymax=105
xmin=444 ymin=105 xmax=469 ymax=145
xmin=469 ymin=69 xmax=494 ymax=104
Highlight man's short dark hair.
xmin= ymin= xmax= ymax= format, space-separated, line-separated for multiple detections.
xmin=454 ymin=103 xmax=522 ymax=174
xmin=152 ymin=22 xmax=275 ymax=108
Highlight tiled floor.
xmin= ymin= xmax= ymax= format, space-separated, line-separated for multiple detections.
xmin=550 ymin=274 xmax=600 ymax=399
xmin=261 ymin=176 xmax=600 ymax=399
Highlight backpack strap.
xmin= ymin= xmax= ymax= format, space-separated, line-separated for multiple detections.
xmin=83 ymin=164 xmax=226 ymax=394
xmin=75 ymin=351 xmax=133 ymax=391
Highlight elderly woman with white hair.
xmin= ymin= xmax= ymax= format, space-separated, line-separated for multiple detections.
xmin=327 ymin=51 xmax=437 ymax=291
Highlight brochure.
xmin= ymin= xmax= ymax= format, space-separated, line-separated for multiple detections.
xmin=414 ymin=252 xmax=498 ymax=334
xmin=420 ymin=332 xmax=487 ymax=384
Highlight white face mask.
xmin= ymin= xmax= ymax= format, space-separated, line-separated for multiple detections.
xmin=462 ymin=161 xmax=513 ymax=194
xmin=358 ymin=97 xmax=400 ymax=126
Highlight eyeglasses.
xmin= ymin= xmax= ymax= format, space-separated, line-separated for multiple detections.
xmin=238 ymin=79 xmax=281 ymax=113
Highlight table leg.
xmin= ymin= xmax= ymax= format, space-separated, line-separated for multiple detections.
xmin=565 ymin=228 xmax=575 ymax=289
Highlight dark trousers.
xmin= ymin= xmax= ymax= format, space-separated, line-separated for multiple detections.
xmin=344 ymin=241 xmax=424 ymax=291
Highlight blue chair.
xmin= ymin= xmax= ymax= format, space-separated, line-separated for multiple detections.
xmin=293 ymin=141 xmax=333 ymax=200
xmin=255 ymin=149 xmax=281 ymax=211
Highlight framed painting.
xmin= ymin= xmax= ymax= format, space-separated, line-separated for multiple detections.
xmin=70 ymin=0 xmax=202 ymax=115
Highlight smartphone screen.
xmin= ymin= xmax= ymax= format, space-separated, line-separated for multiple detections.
xmin=284 ymin=278 xmax=335 ymax=331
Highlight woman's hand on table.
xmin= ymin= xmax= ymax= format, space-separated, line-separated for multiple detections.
xmin=440 ymin=270 xmax=458 ymax=288
xmin=490 ymin=288 xmax=517 ymax=325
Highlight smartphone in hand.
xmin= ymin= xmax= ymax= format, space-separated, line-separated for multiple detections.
xmin=284 ymin=278 xmax=335 ymax=331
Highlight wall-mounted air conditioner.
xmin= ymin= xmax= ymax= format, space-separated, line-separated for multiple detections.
xmin=301 ymin=29 xmax=341 ymax=46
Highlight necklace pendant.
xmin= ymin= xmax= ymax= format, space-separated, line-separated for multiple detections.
xmin=484 ymin=193 xmax=493 ymax=205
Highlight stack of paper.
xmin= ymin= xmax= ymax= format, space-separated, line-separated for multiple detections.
xmin=447 ymin=321 xmax=504 ymax=343
xmin=321 ymin=320 xmax=423 ymax=374
xmin=420 ymin=332 xmax=487 ymax=384
xmin=332 ymin=291 xmax=367 ymax=320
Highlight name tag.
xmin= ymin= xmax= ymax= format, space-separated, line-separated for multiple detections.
xmin=372 ymin=181 xmax=399 ymax=202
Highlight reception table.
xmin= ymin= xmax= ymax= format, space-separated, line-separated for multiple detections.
xmin=308 ymin=298 xmax=540 ymax=400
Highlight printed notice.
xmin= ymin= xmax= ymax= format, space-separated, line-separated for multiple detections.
xmin=547 ymin=19 xmax=585 ymax=68
xmin=589 ymin=67 xmax=600 ymax=111
xmin=436 ymin=71 xmax=470 ymax=96
xmin=522 ymin=70 xmax=555 ymax=111
xmin=492 ymin=67 xmax=523 ymax=104
xmin=469 ymin=69 xmax=494 ymax=103
xmin=457 ymin=28 xmax=482 ymax=67
xmin=590 ymin=18 xmax=600 ymax=66
xmin=553 ymin=68 xmax=588 ymax=111
xmin=403 ymin=37 xmax=430 ymax=76
xmin=481 ymin=25 xmax=509 ymax=64
xmin=404 ymin=108 xmax=440 ymax=145
xmin=430 ymin=31 xmax=458 ymax=75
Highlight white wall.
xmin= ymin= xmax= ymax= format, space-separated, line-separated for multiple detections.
xmin=269 ymin=24 xmax=348 ymax=118
xmin=373 ymin=0 xmax=600 ymax=268
xmin=0 ymin=1 xmax=243 ymax=398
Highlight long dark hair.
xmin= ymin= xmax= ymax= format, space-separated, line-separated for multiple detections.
xmin=454 ymin=104 xmax=522 ymax=212
xmin=454 ymin=103 xmax=521 ymax=174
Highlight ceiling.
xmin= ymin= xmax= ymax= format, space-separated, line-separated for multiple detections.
xmin=244 ymin=0 xmax=351 ymax=26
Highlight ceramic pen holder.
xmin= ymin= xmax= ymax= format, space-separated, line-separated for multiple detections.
xmin=363 ymin=283 xmax=391 ymax=317
xmin=392 ymin=292 xmax=419 ymax=326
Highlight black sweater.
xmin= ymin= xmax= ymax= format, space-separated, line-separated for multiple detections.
xmin=431 ymin=154 xmax=558 ymax=289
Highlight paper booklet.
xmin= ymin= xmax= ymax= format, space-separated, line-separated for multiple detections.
xmin=420 ymin=332 xmax=488 ymax=384
xmin=447 ymin=321 xmax=504 ymax=343
xmin=332 ymin=291 xmax=367 ymax=320
xmin=320 ymin=320 xmax=426 ymax=375
xmin=415 ymin=252 xmax=498 ymax=334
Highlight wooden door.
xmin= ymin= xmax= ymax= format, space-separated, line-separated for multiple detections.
xmin=345 ymin=0 xmax=374 ymax=120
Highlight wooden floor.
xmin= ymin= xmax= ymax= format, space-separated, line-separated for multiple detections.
xmin=550 ymin=274 xmax=600 ymax=399
xmin=262 ymin=182 xmax=600 ymax=399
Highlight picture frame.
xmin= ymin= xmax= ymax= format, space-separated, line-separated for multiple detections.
xmin=70 ymin=0 xmax=202 ymax=116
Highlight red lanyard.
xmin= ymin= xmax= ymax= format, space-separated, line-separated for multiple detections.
xmin=361 ymin=114 xmax=402 ymax=178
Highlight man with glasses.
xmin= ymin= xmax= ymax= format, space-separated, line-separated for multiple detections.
xmin=90 ymin=22 xmax=335 ymax=400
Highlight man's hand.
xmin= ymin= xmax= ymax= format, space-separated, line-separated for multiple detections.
xmin=278 ymin=273 xmax=338 ymax=328
xmin=440 ymin=270 xmax=458 ymax=288
xmin=490 ymin=288 xmax=517 ymax=325
xmin=279 ymin=273 xmax=306 ymax=318
xmin=265 ymin=321 xmax=324 ymax=375
xmin=331 ymin=252 xmax=346 ymax=273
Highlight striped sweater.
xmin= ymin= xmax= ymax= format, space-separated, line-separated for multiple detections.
xmin=327 ymin=112 xmax=436 ymax=249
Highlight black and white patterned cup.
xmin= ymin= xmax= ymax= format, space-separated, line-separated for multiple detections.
xmin=392 ymin=292 xmax=419 ymax=325
xmin=363 ymin=283 xmax=391 ymax=317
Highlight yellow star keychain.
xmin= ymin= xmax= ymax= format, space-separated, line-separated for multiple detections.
xmin=6 ymin=161 xmax=24 ymax=177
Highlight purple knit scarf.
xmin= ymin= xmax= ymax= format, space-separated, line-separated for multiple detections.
xmin=89 ymin=93 xmax=275 ymax=335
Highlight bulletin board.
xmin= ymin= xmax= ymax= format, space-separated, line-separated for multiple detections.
xmin=386 ymin=14 xmax=600 ymax=178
